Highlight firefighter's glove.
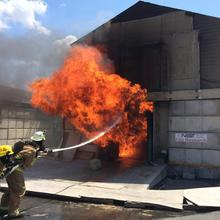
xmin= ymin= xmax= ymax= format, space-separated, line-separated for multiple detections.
xmin=44 ymin=148 xmax=52 ymax=153
xmin=37 ymin=148 xmax=52 ymax=157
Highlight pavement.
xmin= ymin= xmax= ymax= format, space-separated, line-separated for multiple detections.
xmin=0 ymin=192 xmax=196 ymax=220
xmin=1 ymin=157 xmax=220 ymax=212
xmin=0 ymin=157 xmax=184 ymax=210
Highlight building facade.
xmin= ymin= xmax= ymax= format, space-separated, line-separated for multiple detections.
xmin=0 ymin=86 xmax=62 ymax=149
xmin=75 ymin=1 xmax=220 ymax=178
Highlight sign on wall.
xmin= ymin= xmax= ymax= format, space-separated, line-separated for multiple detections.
xmin=175 ymin=133 xmax=207 ymax=143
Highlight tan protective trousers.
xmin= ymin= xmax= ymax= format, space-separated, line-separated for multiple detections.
xmin=1 ymin=169 xmax=26 ymax=215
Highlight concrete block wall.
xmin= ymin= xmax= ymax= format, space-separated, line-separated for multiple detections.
xmin=169 ymin=99 xmax=220 ymax=169
xmin=59 ymin=119 xmax=98 ymax=161
xmin=0 ymin=103 xmax=62 ymax=148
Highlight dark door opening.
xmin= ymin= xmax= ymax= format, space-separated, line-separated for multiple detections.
xmin=146 ymin=111 xmax=154 ymax=163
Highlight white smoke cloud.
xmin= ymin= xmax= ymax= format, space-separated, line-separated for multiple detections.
xmin=0 ymin=0 xmax=50 ymax=35
xmin=54 ymin=35 xmax=77 ymax=48
xmin=0 ymin=33 xmax=77 ymax=89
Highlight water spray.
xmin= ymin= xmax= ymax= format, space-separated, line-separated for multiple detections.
xmin=50 ymin=117 xmax=121 ymax=153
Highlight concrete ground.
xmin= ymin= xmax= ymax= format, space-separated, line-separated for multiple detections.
xmin=1 ymin=158 xmax=220 ymax=219
xmin=0 ymin=157 xmax=184 ymax=210
xmin=2 ymin=157 xmax=220 ymax=213
xmin=0 ymin=192 xmax=195 ymax=220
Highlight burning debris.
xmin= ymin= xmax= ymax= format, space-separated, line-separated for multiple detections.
xmin=30 ymin=45 xmax=153 ymax=158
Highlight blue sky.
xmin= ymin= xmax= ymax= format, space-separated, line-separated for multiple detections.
xmin=42 ymin=0 xmax=220 ymax=37
xmin=1 ymin=0 xmax=220 ymax=89
xmin=1 ymin=0 xmax=220 ymax=37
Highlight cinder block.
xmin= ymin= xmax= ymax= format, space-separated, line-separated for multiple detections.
xmin=8 ymin=110 xmax=15 ymax=118
xmin=202 ymin=100 xmax=220 ymax=116
xmin=0 ymin=140 xmax=7 ymax=145
xmin=0 ymin=119 xmax=8 ymax=128
xmin=16 ymin=129 xmax=23 ymax=139
xmin=202 ymin=150 xmax=220 ymax=167
xmin=202 ymin=116 xmax=220 ymax=132
xmin=29 ymin=129 xmax=37 ymax=137
xmin=33 ymin=120 xmax=41 ymax=129
xmin=8 ymin=119 xmax=16 ymax=128
xmin=169 ymin=101 xmax=184 ymax=116
xmin=0 ymin=129 xmax=7 ymax=139
xmin=16 ymin=111 xmax=24 ymax=118
xmin=23 ymin=111 xmax=31 ymax=119
xmin=23 ymin=129 xmax=31 ymax=138
xmin=169 ymin=148 xmax=185 ymax=164
xmin=185 ymin=117 xmax=202 ymax=132
xmin=16 ymin=120 xmax=23 ymax=129
xmin=1 ymin=109 xmax=8 ymax=117
xmin=7 ymin=140 xmax=15 ymax=146
xmin=185 ymin=100 xmax=201 ymax=115
xmin=169 ymin=117 xmax=185 ymax=131
xmin=24 ymin=120 xmax=31 ymax=128
xmin=185 ymin=149 xmax=202 ymax=165
xmin=8 ymin=129 xmax=16 ymax=139
xmin=202 ymin=133 xmax=220 ymax=149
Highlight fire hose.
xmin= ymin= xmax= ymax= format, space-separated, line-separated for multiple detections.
xmin=50 ymin=117 xmax=121 ymax=153
xmin=0 ymin=118 xmax=121 ymax=179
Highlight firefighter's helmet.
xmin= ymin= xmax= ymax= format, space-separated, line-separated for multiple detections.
xmin=0 ymin=145 xmax=13 ymax=157
xmin=31 ymin=131 xmax=46 ymax=142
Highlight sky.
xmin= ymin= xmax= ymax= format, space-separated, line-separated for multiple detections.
xmin=0 ymin=0 xmax=220 ymax=89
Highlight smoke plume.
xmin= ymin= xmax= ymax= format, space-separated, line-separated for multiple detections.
xmin=0 ymin=33 xmax=77 ymax=89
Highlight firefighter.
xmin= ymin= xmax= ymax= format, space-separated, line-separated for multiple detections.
xmin=0 ymin=131 xmax=47 ymax=219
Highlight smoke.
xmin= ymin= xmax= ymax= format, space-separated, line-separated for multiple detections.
xmin=0 ymin=33 xmax=77 ymax=89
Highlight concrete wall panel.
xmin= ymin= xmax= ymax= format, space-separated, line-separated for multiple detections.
xmin=185 ymin=117 xmax=202 ymax=132
xmin=0 ymin=104 xmax=62 ymax=148
xmin=168 ymin=99 xmax=220 ymax=168
xmin=169 ymin=101 xmax=184 ymax=116
xmin=169 ymin=117 xmax=185 ymax=131
xmin=202 ymin=150 xmax=220 ymax=167
xmin=163 ymin=31 xmax=200 ymax=90
xmin=202 ymin=116 xmax=220 ymax=132
xmin=120 ymin=16 xmax=161 ymax=45
xmin=161 ymin=11 xmax=193 ymax=35
xmin=185 ymin=149 xmax=202 ymax=165
xmin=202 ymin=100 xmax=220 ymax=115
xmin=169 ymin=148 xmax=185 ymax=164
xmin=8 ymin=119 xmax=16 ymax=128
xmin=0 ymin=129 xmax=7 ymax=139
xmin=185 ymin=101 xmax=202 ymax=115
xmin=16 ymin=129 xmax=23 ymax=139
xmin=8 ymin=129 xmax=16 ymax=139
xmin=0 ymin=119 xmax=8 ymax=128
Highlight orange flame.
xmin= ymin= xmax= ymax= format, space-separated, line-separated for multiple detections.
xmin=30 ymin=45 xmax=153 ymax=158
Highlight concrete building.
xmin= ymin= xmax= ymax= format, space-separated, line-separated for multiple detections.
xmin=74 ymin=1 xmax=220 ymax=178
xmin=0 ymin=85 xmax=62 ymax=148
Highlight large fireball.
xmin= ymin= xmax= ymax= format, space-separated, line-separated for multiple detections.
xmin=30 ymin=45 xmax=153 ymax=158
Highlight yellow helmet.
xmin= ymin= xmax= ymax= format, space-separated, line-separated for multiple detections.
xmin=0 ymin=145 xmax=13 ymax=157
